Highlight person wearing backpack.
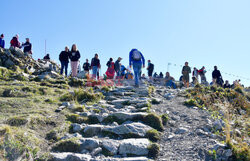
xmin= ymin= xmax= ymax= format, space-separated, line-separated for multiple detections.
xmin=129 ymin=49 xmax=145 ymax=87
xmin=59 ymin=46 xmax=70 ymax=76
xmin=0 ymin=34 xmax=5 ymax=48
xmin=10 ymin=34 xmax=21 ymax=48
xmin=147 ymin=60 xmax=154 ymax=81
xmin=69 ymin=44 xmax=81 ymax=77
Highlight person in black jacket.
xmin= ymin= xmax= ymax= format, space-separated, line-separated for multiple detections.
xmin=43 ymin=54 xmax=50 ymax=60
xmin=22 ymin=38 xmax=32 ymax=56
xmin=83 ymin=59 xmax=90 ymax=74
xmin=91 ymin=53 xmax=101 ymax=79
xmin=147 ymin=60 xmax=154 ymax=80
xmin=106 ymin=58 xmax=113 ymax=68
xmin=114 ymin=57 xmax=122 ymax=78
xmin=212 ymin=66 xmax=223 ymax=86
xmin=69 ymin=44 xmax=81 ymax=77
xmin=59 ymin=46 xmax=69 ymax=76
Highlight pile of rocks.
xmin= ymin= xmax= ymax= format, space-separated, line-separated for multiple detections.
xmin=0 ymin=47 xmax=61 ymax=80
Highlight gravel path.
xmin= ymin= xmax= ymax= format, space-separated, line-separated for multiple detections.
xmin=151 ymin=88 xmax=224 ymax=161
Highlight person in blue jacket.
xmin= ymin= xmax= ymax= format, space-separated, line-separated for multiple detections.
xmin=129 ymin=49 xmax=145 ymax=87
xmin=0 ymin=34 xmax=5 ymax=48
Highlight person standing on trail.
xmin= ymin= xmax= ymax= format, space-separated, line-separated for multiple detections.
xmin=114 ymin=57 xmax=122 ymax=79
xmin=0 ymin=34 xmax=5 ymax=48
xmin=212 ymin=66 xmax=223 ymax=86
xmin=147 ymin=60 xmax=154 ymax=81
xmin=83 ymin=59 xmax=91 ymax=74
xmin=22 ymin=38 xmax=32 ymax=56
xmin=91 ymin=53 xmax=101 ymax=79
xmin=129 ymin=49 xmax=145 ymax=87
xmin=69 ymin=44 xmax=81 ymax=77
xmin=43 ymin=54 xmax=50 ymax=60
xmin=10 ymin=34 xmax=21 ymax=48
xmin=192 ymin=67 xmax=198 ymax=81
xmin=182 ymin=62 xmax=191 ymax=88
xmin=59 ymin=46 xmax=69 ymax=76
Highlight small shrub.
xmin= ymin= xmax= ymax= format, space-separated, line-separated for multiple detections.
xmin=52 ymin=138 xmax=80 ymax=152
xmin=148 ymin=143 xmax=160 ymax=158
xmin=7 ymin=116 xmax=28 ymax=126
xmin=161 ymin=114 xmax=169 ymax=125
xmin=45 ymin=130 xmax=58 ymax=141
xmin=68 ymin=78 xmax=84 ymax=87
xmin=146 ymin=129 xmax=160 ymax=142
xmin=184 ymin=99 xmax=198 ymax=107
xmin=234 ymin=86 xmax=244 ymax=95
xmin=73 ymin=105 xmax=85 ymax=112
xmin=66 ymin=114 xmax=88 ymax=124
xmin=143 ymin=113 xmax=164 ymax=131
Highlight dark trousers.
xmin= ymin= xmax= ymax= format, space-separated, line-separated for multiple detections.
xmin=60 ymin=61 xmax=68 ymax=76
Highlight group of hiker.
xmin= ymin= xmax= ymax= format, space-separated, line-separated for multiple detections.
xmin=0 ymin=33 xmax=243 ymax=88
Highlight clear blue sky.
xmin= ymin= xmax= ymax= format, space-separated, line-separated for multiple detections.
xmin=2 ymin=0 xmax=250 ymax=86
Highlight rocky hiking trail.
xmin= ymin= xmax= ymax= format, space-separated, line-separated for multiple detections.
xmin=50 ymin=81 xmax=232 ymax=161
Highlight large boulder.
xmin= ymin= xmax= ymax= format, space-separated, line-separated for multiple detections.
xmin=118 ymin=138 xmax=150 ymax=156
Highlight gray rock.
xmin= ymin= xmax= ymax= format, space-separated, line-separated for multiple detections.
xmin=119 ymin=138 xmax=150 ymax=156
xmin=83 ymin=125 xmax=104 ymax=137
xmin=72 ymin=123 xmax=83 ymax=133
xmin=62 ymin=102 xmax=70 ymax=107
xmin=109 ymin=112 xmax=147 ymax=121
xmin=80 ymin=138 xmax=100 ymax=151
xmin=60 ymin=133 xmax=82 ymax=140
xmin=103 ymin=122 xmax=152 ymax=137
xmin=213 ymin=119 xmax=224 ymax=131
xmin=91 ymin=147 xmax=102 ymax=156
xmin=51 ymin=152 xmax=91 ymax=161
xmin=175 ymin=127 xmax=188 ymax=134
xmin=101 ymin=139 xmax=120 ymax=156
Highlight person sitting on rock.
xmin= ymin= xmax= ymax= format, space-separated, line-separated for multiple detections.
xmin=22 ymin=38 xmax=32 ymax=56
xmin=59 ymin=46 xmax=70 ymax=76
xmin=165 ymin=72 xmax=176 ymax=89
xmin=83 ymin=59 xmax=91 ymax=74
xmin=43 ymin=54 xmax=50 ymax=60
xmin=10 ymin=34 xmax=21 ymax=48
xmin=0 ymin=34 xmax=5 ymax=48
xmin=159 ymin=72 xmax=164 ymax=78
xmin=224 ymin=80 xmax=231 ymax=88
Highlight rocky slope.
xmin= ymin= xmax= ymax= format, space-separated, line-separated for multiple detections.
xmin=0 ymin=47 xmax=249 ymax=161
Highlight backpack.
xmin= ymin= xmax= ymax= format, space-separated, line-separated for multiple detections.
xmin=132 ymin=51 xmax=142 ymax=61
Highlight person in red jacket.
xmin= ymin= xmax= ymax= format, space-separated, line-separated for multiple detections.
xmin=106 ymin=62 xmax=115 ymax=79
xmin=10 ymin=34 xmax=21 ymax=48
